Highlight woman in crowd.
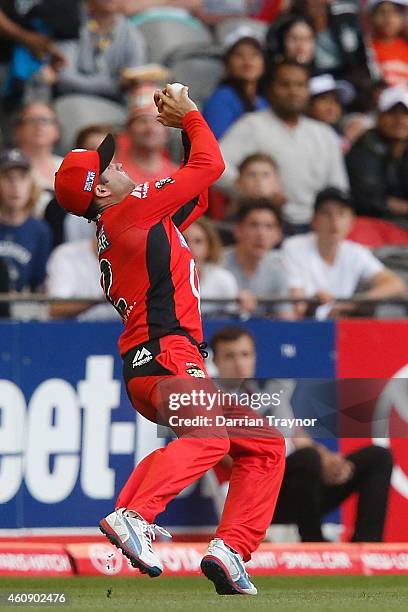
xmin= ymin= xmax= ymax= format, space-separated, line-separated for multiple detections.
xmin=266 ymin=14 xmax=316 ymax=70
xmin=183 ymin=216 xmax=238 ymax=314
xmin=0 ymin=149 xmax=51 ymax=293
xmin=203 ymin=28 xmax=268 ymax=140
xmin=268 ymin=0 xmax=370 ymax=85
xmin=15 ymin=102 xmax=62 ymax=216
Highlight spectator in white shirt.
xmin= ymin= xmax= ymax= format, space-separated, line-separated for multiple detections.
xmin=283 ymin=186 xmax=406 ymax=319
xmin=183 ymin=216 xmax=238 ymax=315
xmin=46 ymin=238 xmax=118 ymax=320
xmin=219 ymin=60 xmax=349 ymax=233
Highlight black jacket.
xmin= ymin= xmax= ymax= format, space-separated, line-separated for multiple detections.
xmin=346 ymin=128 xmax=408 ymax=218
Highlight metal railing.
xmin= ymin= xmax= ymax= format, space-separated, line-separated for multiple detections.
xmin=0 ymin=294 xmax=407 ymax=307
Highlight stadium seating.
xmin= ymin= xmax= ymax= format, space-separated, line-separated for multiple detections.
xmin=137 ymin=16 xmax=213 ymax=66
xmin=170 ymin=53 xmax=224 ymax=109
xmin=54 ymin=95 xmax=126 ymax=154
xmin=214 ymin=16 xmax=268 ymax=46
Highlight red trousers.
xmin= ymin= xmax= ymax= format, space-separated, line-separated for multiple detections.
xmin=117 ymin=334 xmax=285 ymax=561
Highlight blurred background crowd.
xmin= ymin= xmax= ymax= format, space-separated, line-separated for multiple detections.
xmin=0 ymin=0 xmax=407 ymax=321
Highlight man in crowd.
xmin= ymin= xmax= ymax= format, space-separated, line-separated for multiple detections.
xmin=211 ymin=325 xmax=394 ymax=543
xmin=235 ymin=153 xmax=286 ymax=209
xmin=282 ymin=187 xmax=406 ymax=319
xmin=53 ymin=0 xmax=146 ymax=102
xmin=346 ymin=86 xmax=408 ymax=228
xmin=116 ymin=85 xmax=177 ymax=185
xmin=223 ymin=199 xmax=293 ymax=317
xmin=219 ymin=60 xmax=349 ymax=233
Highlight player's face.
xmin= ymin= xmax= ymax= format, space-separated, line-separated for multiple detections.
xmin=235 ymin=209 xmax=281 ymax=258
xmin=184 ymin=223 xmax=209 ymax=266
xmin=128 ymin=115 xmax=167 ymax=152
xmin=100 ymin=163 xmax=135 ymax=200
xmin=237 ymin=161 xmax=282 ymax=199
xmin=214 ymin=336 xmax=256 ymax=380
xmin=268 ymin=66 xmax=310 ymax=118
xmin=226 ymin=41 xmax=265 ymax=83
xmin=284 ymin=22 xmax=315 ymax=65
xmin=0 ymin=168 xmax=33 ymax=211
xmin=17 ymin=103 xmax=59 ymax=149
xmin=313 ymin=201 xmax=354 ymax=242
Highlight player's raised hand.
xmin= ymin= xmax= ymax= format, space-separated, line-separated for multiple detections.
xmin=156 ymin=85 xmax=198 ymax=129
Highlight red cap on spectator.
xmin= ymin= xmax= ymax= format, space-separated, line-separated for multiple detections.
xmin=54 ymin=133 xmax=115 ymax=217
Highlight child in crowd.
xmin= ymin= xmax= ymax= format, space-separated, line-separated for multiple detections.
xmin=368 ymin=0 xmax=408 ymax=87
xmin=0 ymin=149 xmax=51 ymax=293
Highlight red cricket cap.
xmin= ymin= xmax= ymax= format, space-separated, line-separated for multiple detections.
xmin=54 ymin=133 xmax=115 ymax=217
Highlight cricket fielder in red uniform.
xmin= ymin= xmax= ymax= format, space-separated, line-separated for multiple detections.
xmin=54 ymin=86 xmax=285 ymax=596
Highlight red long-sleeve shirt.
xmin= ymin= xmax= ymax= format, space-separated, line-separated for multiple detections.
xmin=95 ymin=110 xmax=225 ymax=356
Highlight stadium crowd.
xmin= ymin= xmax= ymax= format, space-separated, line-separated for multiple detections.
xmin=0 ymin=0 xmax=407 ymax=321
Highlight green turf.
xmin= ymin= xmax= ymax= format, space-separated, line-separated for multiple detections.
xmin=1 ymin=576 xmax=408 ymax=612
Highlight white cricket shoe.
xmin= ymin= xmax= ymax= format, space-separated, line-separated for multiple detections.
xmin=99 ymin=508 xmax=171 ymax=577
xmin=200 ymin=538 xmax=258 ymax=595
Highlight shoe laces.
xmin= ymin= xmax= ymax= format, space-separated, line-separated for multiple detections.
xmin=142 ymin=522 xmax=172 ymax=553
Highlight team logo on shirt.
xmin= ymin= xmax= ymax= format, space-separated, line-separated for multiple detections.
xmin=97 ymin=225 xmax=111 ymax=255
xmin=84 ymin=170 xmax=96 ymax=192
xmin=131 ymin=182 xmax=149 ymax=199
xmin=132 ymin=347 xmax=153 ymax=367
xmin=155 ymin=177 xmax=175 ymax=190
xmin=186 ymin=366 xmax=206 ymax=378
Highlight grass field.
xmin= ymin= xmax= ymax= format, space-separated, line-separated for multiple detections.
xmin=1 ymin=576 xmax=408 ymax=612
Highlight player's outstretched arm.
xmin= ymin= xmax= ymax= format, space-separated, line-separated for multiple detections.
xmin=170 ymin=128 xmax=208 ymax=232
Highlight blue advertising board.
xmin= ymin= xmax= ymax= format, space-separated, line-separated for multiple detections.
xmin=0 ymin=320 xmax=335 ymax=531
